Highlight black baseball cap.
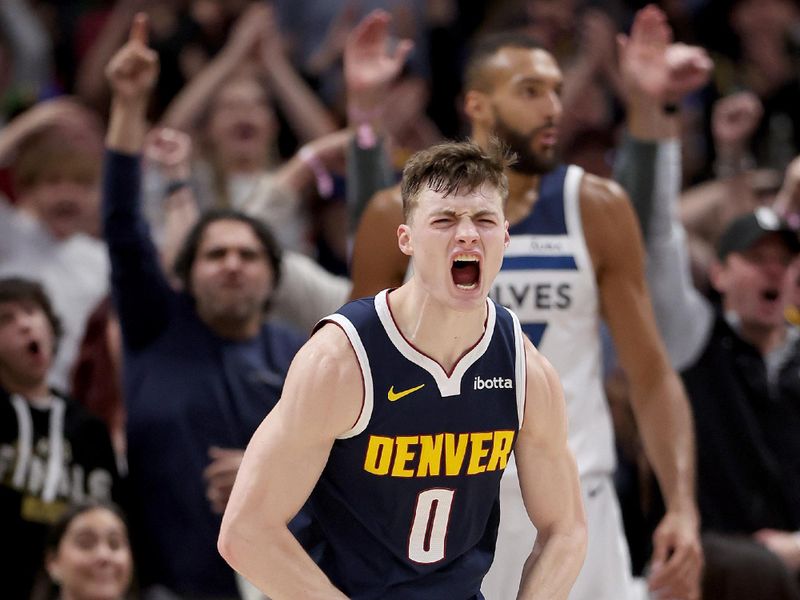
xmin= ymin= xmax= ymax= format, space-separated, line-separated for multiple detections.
xmin=716 ymin=207 xmax=800 ymax=260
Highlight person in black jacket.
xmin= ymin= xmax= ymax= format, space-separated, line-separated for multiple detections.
xmin=0 ymin=277 xmax=120 ymax=600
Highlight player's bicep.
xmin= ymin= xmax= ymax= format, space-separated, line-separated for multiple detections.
xmin=226 ymin=326 xmax=363 ymax=527
xmin=515 ymin=343 xmax=583 ymax=534
xmin=349 ymin=187 xmax=408 ymax=300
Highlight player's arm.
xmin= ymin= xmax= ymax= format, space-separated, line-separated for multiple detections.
xmin=582 ymin=176 xmax=702 ymax=598
xmin=218 ymin=324 xmax=363 ymax=599
xmin=348 ymin=185 xmax=409 ymax=300
xmin=515 ymin=338 xmax=587 ymax=600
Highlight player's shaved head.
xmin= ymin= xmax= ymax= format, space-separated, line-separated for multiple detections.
xmin=463 ymin=32 xmax=546 ymax=93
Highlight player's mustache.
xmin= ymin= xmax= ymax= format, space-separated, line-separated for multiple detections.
xmin=522 ymin=119 xmax=558 ymax=141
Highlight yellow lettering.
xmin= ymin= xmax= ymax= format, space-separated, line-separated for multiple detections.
xmin=417 ymin=434 xmax=444 ymax=477
xmin=365 ymin=430 xmax=515 ymax=477
xmin=467 ymin=432 xmax=493 ymax=474
xmin=364 ymin=436 xmax=394 ymax=475
xmin=391 ymin=436 xmax=419 ymax=477
xmin=444 ymin=433 xmax=469 ymax=476
xmin=487 ymin=430 xmax=515 ymax=471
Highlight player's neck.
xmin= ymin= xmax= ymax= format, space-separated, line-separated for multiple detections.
xmin=505 ymin=169 xmax=541 ymax=226
xmin=388 ymin=285 xmax=487 ymax=372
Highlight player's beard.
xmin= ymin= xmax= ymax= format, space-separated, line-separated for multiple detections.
xmin=492 ymin=111 xmax=558 ymax=175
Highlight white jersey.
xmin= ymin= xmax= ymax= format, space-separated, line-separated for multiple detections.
xmin=483 ymin=165 xmax=637 ymax=600
xmin=491 ymin=164 xmax=614 ymax=476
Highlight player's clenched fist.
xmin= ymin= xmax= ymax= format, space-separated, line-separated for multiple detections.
xmin=105 ymin=13 xmax=159 ymax=104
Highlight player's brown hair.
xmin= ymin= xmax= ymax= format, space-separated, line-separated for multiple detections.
xmin=400 ymin=139 xmax=514 ymax=222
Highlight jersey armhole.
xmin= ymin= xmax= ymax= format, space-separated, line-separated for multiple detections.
xmin=505 ymin=307 xmax=527 ymax=429
xmin=319 ymin=315 xmax=374 ymax=439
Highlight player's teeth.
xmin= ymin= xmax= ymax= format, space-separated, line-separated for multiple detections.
xmin=454 ymin=255 xmax=478 ymax=262
xmin=456 ymin=283 xmax=478 ymax=290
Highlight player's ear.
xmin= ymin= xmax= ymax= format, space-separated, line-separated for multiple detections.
xmin=464 ymin=90 xmax=492 ymax=126
xmin=504 ymin=222 xmax=510 ymax=248
xmin=398 ymin=224 xmax=413 ymax=256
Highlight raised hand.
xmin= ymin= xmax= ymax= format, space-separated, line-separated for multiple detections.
xmin=344 ymin=9 xmax=413 ymax=116
xmin=144 ymin=127 xmax=193 ymax=181
xmin=105 ymin=13 xmax=159 ymax=105
xmin=306 ymin=1 xmax=359 ymax=76
xmin=258 ymin=3 xmax=288 ymax=68
xmin=223 ymin=2 xmax=270 ymax=65
xmin=618 ymin=4 xmax=671 ymax=103
xmin=618 ymin=4 xmax=711 ymax=105
xmin=663 ymin=43 xmax=713 ymax=103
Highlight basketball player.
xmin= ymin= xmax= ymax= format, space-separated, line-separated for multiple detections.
xmin=349 ymin=31 xmax=702 ymax=600
xmin=219 ymin=140 xmax=587 ymax=599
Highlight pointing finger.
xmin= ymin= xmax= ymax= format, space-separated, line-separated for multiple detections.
xmin=129 ymin=12 xmax=149 ymax=46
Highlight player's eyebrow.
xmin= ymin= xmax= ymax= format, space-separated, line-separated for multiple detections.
xmin=430 ymin=208 xmax=500 ymax=219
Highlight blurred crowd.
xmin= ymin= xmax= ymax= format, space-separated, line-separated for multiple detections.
xmin=3 ymin=0 xmax=800 ymax=599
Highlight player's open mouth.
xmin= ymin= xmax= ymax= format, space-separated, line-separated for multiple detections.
xmin=452 ymin=254 xmax=480 ymax=290
xmin=27 ymin=340 xmax=41 ymax=356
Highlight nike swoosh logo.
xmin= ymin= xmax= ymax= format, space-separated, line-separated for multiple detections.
xmin=388 ymin=384 xmax=425 ymax=402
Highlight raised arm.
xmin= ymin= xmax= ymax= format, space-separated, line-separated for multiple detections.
xmin=615 ymin=4 xmax=714 ymax=369
xmin=343 ymin=9 xmax=411 ymax=230
xmin=142 ymin=126 xmax=198 ymax=275
xmin=159 ymin=3 xmax=264 ymax=132
xmin=0 ymin=0 xmax=52 ymax=100
xmin=515 ymin=338 xmax=587 ymax=600
xmin=218 ymin=324 xmax=362 ymax=598
xmin=103 ymin=13 xmax=174 ymax=350
xmin=584 ymin=176 xmax=702 ymax=600
xmin=0 ymin=97 xmax=98 ymax=166
xmin=258 ymin=4 xmax=337 ymax=143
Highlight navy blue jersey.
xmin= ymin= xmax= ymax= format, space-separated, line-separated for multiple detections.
xmin=302 ymin=289 xmax=526 ymax=600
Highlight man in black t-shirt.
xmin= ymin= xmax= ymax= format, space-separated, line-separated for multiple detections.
xmin=0 ymin=277 xmax=120 ymax=599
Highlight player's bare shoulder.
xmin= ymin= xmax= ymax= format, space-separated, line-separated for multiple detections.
xmin=579 ymin=172 xmax=631 ymax=220
xmin=284 ymin=322 xmax=364 ymax=435
xmin=578 ymin=172 xmax=642 ymax=274
xmin=351 ymin=183 xmax=408 ymax=298
xmin=372 ymin=183 xmax=403 ymax=212
xmin=302 ymin=322 xmax=363 ymax=390
xmin=358 ymin=184 xmax=403 ymax=229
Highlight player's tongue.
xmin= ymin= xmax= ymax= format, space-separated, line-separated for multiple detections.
xmin=452 ymin=259 xmax=479 ymax=289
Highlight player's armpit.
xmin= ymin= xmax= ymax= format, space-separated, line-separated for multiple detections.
xmin=349 ymin=185 xmax=409 ymax=300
